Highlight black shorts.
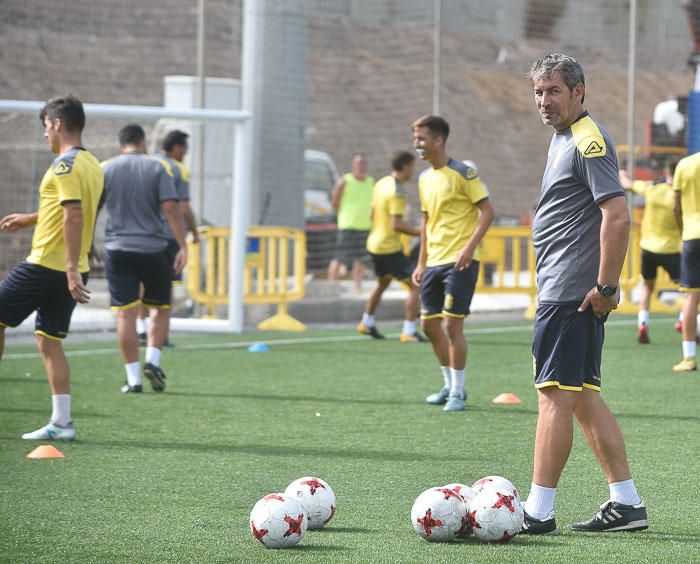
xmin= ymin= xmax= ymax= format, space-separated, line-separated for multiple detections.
xmin=640 ymin=249 xmax=680 ymax=282
xmin=104 ymin=249 xmax=172 ymax=310
xmin=680 ymin=239 xmax=700 ymax=291
xmin=0 ymin=262 xmax=87 ymax=339
xmin=371 ymin=251 xmax=413 ymax=281
xmin=420 ymin=261 xmax=479 ymax=319
xmin=165 ymin=238 xmax=181 ymax=283
xmin=333 ymin=229 xmax=369 ymax=267
xmin=532 ymin=304 xmax=606 ymax=392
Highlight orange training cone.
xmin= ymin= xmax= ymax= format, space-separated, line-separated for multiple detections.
xmin=27 ymin=445 xmax=65 ymax=459
xmin=492 ymin=393 xmax=522 ymax=405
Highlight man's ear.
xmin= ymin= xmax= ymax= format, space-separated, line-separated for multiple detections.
xmin=574 ymin=82 xmax=585 ymax=104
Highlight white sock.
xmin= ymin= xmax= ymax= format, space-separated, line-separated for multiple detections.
xmin=682 ymin=340 xmax=696 ymax=359
xmin=136 ymin=317 xmax=148 ymax=334
xmin=50 ymin=394 xmax=71 ymax=426
xmin=609 ymin=479 xmax=641 ymax=505
xmin=403 ymin=320 xmax=416 ymax=336
xmin=450 ymin=368 xmax=465 ymax=395
xmin=637 ymin=310 xmax=649 ymax=326
xmin=524 ymin=483 xmax=557 ymax=520
xmin=441 ymin=366 xmax=451 ymax=390
xmin=125 ymin=361 xmax=141 ymax=386
xmin=146 ymin=346 xmax=162 ymax=367
xmin=361 ymin=312 xmax=375 ymax=327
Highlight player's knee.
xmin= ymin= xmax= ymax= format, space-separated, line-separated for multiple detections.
xmin=444 ymin=318 xmax=464 ymax=341
xmin=35 ymin=333 xmax=60 ymax=355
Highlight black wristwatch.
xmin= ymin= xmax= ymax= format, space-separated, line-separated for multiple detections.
xmin=596 ymin=283 xmax=617 ymax=298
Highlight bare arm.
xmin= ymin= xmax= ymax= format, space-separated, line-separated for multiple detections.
xmin=63 ymin=203 xmax=90 ymax=304
xmin=391 ymin=216 xmax=420 ymax=237
xmin=181 ymin=200 xmax=199 ymax=243
xmin=330 ymin=177 xmax=345 ymax=211
xmin=674 ymin=191 xmax=683 ymax=233
xmin=411 ymin=213 xmax=428 ymax=285
xmin=578 ymin=195 xmax=631 ymax=316
xmin=618 ymin=169 xmax=633 ymax=191
xmin=455 ymin=198 xmax=495 ymax=271
xmin=0 ymin=212 xmax=38 ymax=233
xmin=162 ymin=200 xmax=188 ymax=274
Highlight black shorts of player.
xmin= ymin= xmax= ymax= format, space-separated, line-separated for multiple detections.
xmin=640 ymin=249 xmax=680 ymax=282
xmin=371 ymin=251 xmax=413 ymax=282
xmin=0 ymin=262 xmax=87 ymax=340
xmin=104 ymin=249 xmax=172 ymax=310
xmin=680 ymin=239 xmax=700 ymax=291
xmin=333 ymin=229 xmax=369 ymax=267
xmin=532 ymin=304 xmax=606 ymax=392
xmin=165 ymin=238 xmax=181 ymax=283
xmin=420 ymin=261 xmax=479 ymax=319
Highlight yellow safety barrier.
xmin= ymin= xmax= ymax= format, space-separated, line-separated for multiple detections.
xmin=187 ymin=226 xmax=307 ymax=331
xmin=475 ymin=226 xmax=538 ymax=319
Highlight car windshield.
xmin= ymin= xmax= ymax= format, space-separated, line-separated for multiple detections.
xmin=304 ymin=160 xmax=334 ymax=193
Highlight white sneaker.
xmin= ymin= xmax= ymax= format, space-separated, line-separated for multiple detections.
xmin=22 ymin=422 xmax=75 ymax=441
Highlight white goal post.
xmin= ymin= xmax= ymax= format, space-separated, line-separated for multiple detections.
xmin=0 ymin=99 xmax=252 ymax=333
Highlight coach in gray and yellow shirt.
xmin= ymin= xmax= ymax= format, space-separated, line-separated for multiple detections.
xmin=519 ymin=54 xmax=649 ymax=536
xmin=101 ymin=124 xmax=187 ymax=395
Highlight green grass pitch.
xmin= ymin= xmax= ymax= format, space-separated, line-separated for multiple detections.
xmin=1 ymin=316 xmax=699 ymax=562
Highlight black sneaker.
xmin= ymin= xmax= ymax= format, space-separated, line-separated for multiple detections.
xmin=121 ymin=383 xmax=143 ymax=393
xmin=571 ymin=500 xmax=649 ymax=533
xmin=520 ymin=511 xmax=558 ymax=535
xmin=138 ymin=332 xmax=147 ymax=347
xmin=143 ymin=363 xmax=166 ymax=392
xmin=414 ymin=331 xmax=429 ymax=343
xmin=164 ymin=339 xmax=176 ymax=348
xmin=356 ymin=322 xmax=385 ymax=339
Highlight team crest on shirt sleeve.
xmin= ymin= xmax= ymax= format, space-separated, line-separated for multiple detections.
xmin=54 ymin=161 xmax=72 ymax=175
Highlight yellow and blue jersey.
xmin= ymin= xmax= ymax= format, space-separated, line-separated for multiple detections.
xmin=673 ymin=152 xmax=700 ymax=241
xmin=366 ymin=175 xmax=407 ymax=255
xmin=631 ymin=180 xmax=680 ymax=254
xmin=418 ymin=158 xmax=489 ymax=267
xmin=27 ymin=148 xmax=104 ymax=273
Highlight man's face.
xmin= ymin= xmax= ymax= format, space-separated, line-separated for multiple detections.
xmin=412 ymin=126 xmax=441 ymax=161
xmin=171 ymin=141 xmax=188 ymax=162
xmin=533 ymin=71 xmax=583 ymax=131
xmin=351 ymin=155 xmax=367 ymax=177
xmin=43 ymin=117 xmax=60 ymax=154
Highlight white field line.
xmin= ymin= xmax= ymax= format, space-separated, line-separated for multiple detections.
xmin=2 ymin=317 xmax=669 ymax=361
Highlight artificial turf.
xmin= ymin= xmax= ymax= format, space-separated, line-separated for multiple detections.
xmin=1 ymin=316 xmax=698 ymax=563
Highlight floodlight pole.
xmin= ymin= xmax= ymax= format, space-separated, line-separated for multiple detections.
xmin=626 ymin=0 xmax=637 ymax=181
xmin=196 ymin=0 xmax=207 ymax=224
xmin=433 ymin=0 xmax=443 ymax=116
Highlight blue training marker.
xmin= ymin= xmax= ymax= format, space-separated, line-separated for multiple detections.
xmin=248 ymin=342 xmax=270 ymax=352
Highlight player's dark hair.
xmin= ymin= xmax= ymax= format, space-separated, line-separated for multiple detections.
xmin=162 ymin=130 xmax=189 ymax=152
xmin=118 ymin=123 xmax=146 ymax=147
xmin=411 ymin=115 xmax=450 ymax=142
xmin=391 ymin=150 xmax=415 ymax=172
xmin=39 ymin=94 xmax=85 ymax=133
xmin=527 ymin=53 xmax=586 ymax=103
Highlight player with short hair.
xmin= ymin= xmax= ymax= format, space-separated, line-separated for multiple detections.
xmin=357 ymin=150 xmax=426 ymax=342
xmin=619 ymin=157 xmax=682 ymax=343
xmin=521 ymin=53 xmax=648 ymax=535
xmin=0 ymin=94 xmax=103 ymax=440
xmin=136 ymin=129 xmax=199 ymax=345
xmin=671 ymin=150 xmax=700 ymax=371
xmin=411 ymin=115 xmax=494 ymax=412
xmin=327 ymin=153 xmax=375 ymax=292
xmin=101 ymin=124 xmax=187 ymax=393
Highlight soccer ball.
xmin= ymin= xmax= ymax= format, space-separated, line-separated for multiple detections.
xmin=410 ymin=487 xmax=467 ymax=542
xmin=444 ymin=483 xmax=477 ymax=536
xmin=284 ymin=476 xmax=336 ymax=529
xmin=469 ymin=488 xmax=524 ymax=543
xmin=472 ymin=475 xmax=519 ymax=499
xmin=249 ymin=493 xmax=308 ymax=549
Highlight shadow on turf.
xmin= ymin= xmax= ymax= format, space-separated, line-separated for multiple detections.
xmin=165 ymin=390 xmax=413 ymax=405
xmin=0 ymin=406 xmax=108 ymax=417
xmin=314 ymin=527 xmax=378 ymax=534
xmin=0 ymin=377 xmax=50 ymax=385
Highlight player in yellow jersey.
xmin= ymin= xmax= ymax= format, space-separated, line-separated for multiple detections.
xmin=672 ymin=151 xmax=700 ymax=371
xmin=619 ymin=157 xmax=682 ymax=343
xmin=0 ymin=95 xmax=104 ymax=440
xmin=356 ymin=150 xmax=426 ymax=342
xmin=411 ymin=115 xmax=494 ymax=411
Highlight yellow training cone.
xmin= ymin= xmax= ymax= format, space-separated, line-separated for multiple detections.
xmin=27 ymin=445 xmax=65 ymax=459
xmin=492 ymin=393 xmax=522 ymax=405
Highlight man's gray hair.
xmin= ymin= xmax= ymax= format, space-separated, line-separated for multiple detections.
xmin=527 ymin=53 xmax=585 ymax=92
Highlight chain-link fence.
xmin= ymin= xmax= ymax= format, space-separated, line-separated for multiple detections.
xmin=1 ymin=0 xmax=697 ymax=279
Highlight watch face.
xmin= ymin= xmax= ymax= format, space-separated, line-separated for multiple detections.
xmin=599 ymin=285 xmax=616 ymax=297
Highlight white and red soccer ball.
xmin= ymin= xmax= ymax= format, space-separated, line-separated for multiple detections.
xmin=410 ymin=487 xmax=468 ymax=542
xmin=468 ymin=487 xmax=524 ymax=543
xmin=249 ymin=493 xmax=308 ymax=549
xmin=472 ymin=475 xmax=519 ymax=499
xmin=443 ymin=483 xmax=477 ymax=536
xmin=284 ymin=476 xmax=336 ymax=529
